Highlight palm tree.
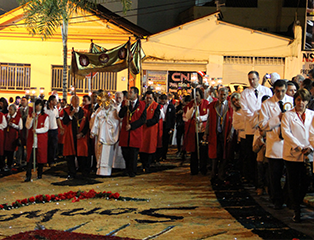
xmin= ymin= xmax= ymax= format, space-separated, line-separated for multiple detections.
xmin=18 ymin=0 xmax=131 ymax=99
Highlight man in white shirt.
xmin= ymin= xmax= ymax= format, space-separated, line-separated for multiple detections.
xmin=45 ymin=95 xmax=64 ymax=166
xmin=17 ymin=96 xmax=30 ymax=165
xmin=259 ymin=80 xmax=293 ymax=209
xmin=240 ymin=71 xmax=273 ymax=185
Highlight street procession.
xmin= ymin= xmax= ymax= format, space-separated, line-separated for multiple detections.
xmin=1 ymin=0 xmax=314 ymax=239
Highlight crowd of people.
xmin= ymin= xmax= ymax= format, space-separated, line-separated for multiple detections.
xmin=1 ymin=70 xmax=314 ymax=223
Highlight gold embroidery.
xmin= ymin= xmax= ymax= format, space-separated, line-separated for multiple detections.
xmin=215 ymin=103 xmax=227 ymax=126
xmin=128 ymin=108 xmax=137 ymax=122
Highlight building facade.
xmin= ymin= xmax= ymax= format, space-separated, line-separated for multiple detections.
xmin=0 ymin=5 xmax=148 ymax=101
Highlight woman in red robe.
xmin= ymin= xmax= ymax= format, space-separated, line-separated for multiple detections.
xmin=4 ymin=104 xmax=22 ymax=172
xmin=25 ymin=99 xmax=49 ymax=182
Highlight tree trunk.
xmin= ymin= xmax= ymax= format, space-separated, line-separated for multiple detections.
xmin=61 ymin=20 xmax=68 ymax=100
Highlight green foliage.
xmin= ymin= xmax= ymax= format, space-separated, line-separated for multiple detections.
xmin=18 ymin=0 xmax=98 ymax=39
xmin=18 ymin=0 xmax=131 ymax=39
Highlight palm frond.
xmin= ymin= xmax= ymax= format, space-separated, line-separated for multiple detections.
xmin=18 ymin=0 xmax=131 ymax=39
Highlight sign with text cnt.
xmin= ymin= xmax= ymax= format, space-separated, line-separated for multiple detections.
xmin=167 ymin=71 xmax=202 ymax=93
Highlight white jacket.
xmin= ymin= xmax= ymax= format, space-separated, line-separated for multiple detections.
xmin=282 ymin=108 xmax=314 ymax=162
xmin=259 ymin=95 xmax=294 ymax=159
xmin=232 ymin=109 xmax=246 ymax=140
xmin=240 ymin=84 xmax=273 ymax=135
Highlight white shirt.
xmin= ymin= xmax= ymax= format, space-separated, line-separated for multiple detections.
xmin=25 ymin=112 xmax=50 ymax=148
xmin=259 ymin=94 xmax=294 ymax=159
xmin=0 ymin=115 xmax=7 ymax=130
xmin=186 ymin=101 xmax=209 ymax=123
xmin=162 ymin=101 xmax=169 ymax=122
xmin=240 ymin=84 xmax=273 ymax=135
xmin=131 ymin=99 xmax=138 ymax=109
xmin=204 ymin=87 xmax=210 ymax=100
xmin=7 ymin=112 xmax=23 ymax=130
xmin=232 ymin=109 xmax=246 ymax=140
xmin=44 ymin=106 xmax=59 ymax=130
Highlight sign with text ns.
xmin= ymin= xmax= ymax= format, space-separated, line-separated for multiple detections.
xmin=167 ymin=71 xmax=202 ymax=93
xmin=301 ymin=52 xmax=314 ymax=76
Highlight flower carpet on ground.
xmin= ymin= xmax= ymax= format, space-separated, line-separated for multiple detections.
xmin=0 ymin=189 xmax=147 ymax=211
xmin=3 ymin=229 xmax=138 ymax=240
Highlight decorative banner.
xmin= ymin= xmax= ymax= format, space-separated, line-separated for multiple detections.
xmin=71 ymin=41 xmax=129 ymax=78
xmin=167 ymin=71 xmax=203 ymax=94
xmin=71 ymin=40 xmax=145 ymax=78
xmin=129 ymin=40 xmax=146 ymax=77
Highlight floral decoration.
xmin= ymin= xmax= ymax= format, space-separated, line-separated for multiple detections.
xmin=3 ymin=229 xmax=138 ymax=240
xmin=0 ymin=189 xmax=127 ymax=211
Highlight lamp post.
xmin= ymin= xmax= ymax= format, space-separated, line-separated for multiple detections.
xmin=70 ymin=85 xmax=75 ymax=96
xmin=210 ymin=78 xmax=216 ymax=86
xmin=203 ymin=75 xmax=209 ymax=85
xmin=25 ymin=88 xmax=30 ymax=101
xmin=191 ymin=73 xmax=200 ymax=162
xmin=39 ymin=87 xmax=45 ymax=100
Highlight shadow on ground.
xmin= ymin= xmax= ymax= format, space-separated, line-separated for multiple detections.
xmin=213 ymin=171 xmax=313 ymax=239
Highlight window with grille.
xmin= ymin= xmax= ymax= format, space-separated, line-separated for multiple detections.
xmin=0 ymin=63 xmax=31 ymax=90
xmin=223 ymin=56 xmax=285 ymax=65
xmin=51 ymin=65 xmax=117 ymax=93
xmin=223 ymin=56 xmax=285 ymax=84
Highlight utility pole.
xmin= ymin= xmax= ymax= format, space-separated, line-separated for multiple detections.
xmin=215 ymin=0 xmax=225 ymax=11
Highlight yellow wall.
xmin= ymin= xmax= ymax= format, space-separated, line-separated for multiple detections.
xmin=0 ymin=7 xmax=141 ymax=102
xmin=0 ymin=39 xmax=130 ymax=102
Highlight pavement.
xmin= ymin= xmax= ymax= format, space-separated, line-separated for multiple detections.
xmin=0 ymin=149 xmax=314 ymax=239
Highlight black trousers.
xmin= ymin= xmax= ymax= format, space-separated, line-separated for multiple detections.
xmin=211 ymin=132 xmax=227 ymax=180
xmin=155 ymin=147 xmax=163 ymax=162
xmin=121 ymin=147 xmax=139 ymax=177
xmin=90 ymin=138 xmax=97 ymax=172
xmin=268 ymin=158 xmax=285 ymax=206
xmin=140 ymin=152 xmax=153 ymax=172
xmin=285 ymin=161 xmax=311 ymax=211
xmin=190 ymin=132 xmax=208 ymax=175
xmin=0 ymin=155 xmax=4 ymax=170
xmin=47 ymin=129 xmax=58 ymax=164
xmin=26 ymin=149 xmax=43 ymax=179
xmin=162 ymin=123 xmax=171 ymax=160
xmin=67 ymin=155 xmax=89 ymax=178
xmin=57 ymin=143 xmax=63 ymax=157
xmin=4 ymin=151 xmax=14 ymax=168
xmin=176 ymin=125 xmax=185 ymax=152
xmin=243 ymin=135 xmax=257 ymax=184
